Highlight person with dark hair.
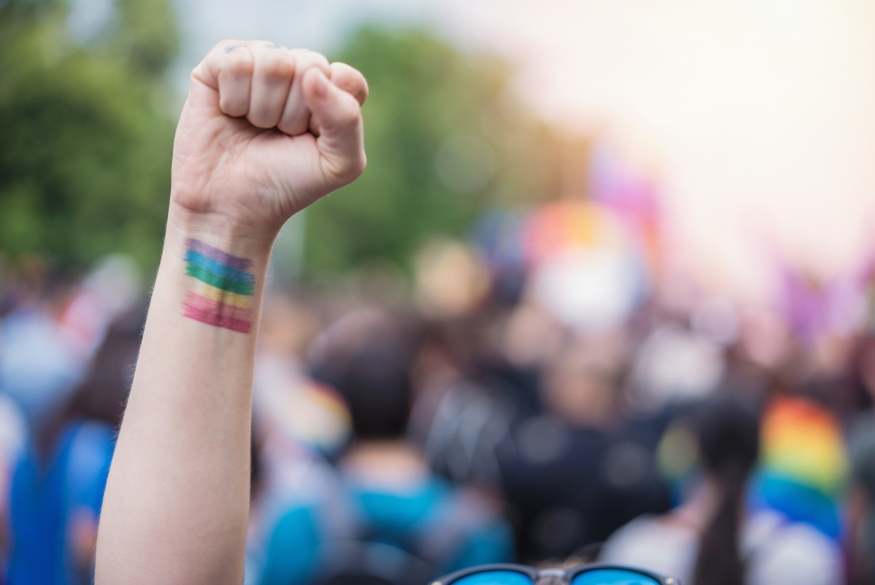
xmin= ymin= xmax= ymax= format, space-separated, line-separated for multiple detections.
xmin=5 ymin=306 xmax=144 ymax=585
xmin=311 ymin=310 xmax=413 ymax=441
xmin=255 ymin=309 xmax=512 ymax=585
xmin=847 ymin=418 xmax=875 ymax=584
xmin=844 ymin=335 xmax=875 ymax=584
xmin=496 ymin=335 xmax=671 ymax=563
xmin=690 ymin=397 xmax=759 ymax=585
xmin=601 ymin=397 xmax=842 ymax=585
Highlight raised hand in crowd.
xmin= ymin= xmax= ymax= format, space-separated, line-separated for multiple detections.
xmin=95 ymin=41 xmax=367 ymax=585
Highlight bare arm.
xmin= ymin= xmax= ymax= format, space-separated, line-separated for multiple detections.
xmin=95 ymin=40 xmax=367 ymax=585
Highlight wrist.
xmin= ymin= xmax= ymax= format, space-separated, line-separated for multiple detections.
xmin=160 ymin=203 xmax=273 ymax=337
xmin=167 ymin=201 xmax=279 ymax=261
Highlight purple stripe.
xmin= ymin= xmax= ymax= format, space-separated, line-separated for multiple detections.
xmin=185 ymin=239 xmax=253 ymax=271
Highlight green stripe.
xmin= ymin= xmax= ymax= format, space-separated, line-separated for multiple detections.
xmin=186 ymin=264 xmax=254 ymax=295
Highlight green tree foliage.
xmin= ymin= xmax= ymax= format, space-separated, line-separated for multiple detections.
xmin=112 ymin=0 xmax=180 ymax=79
xmin=306 ymin=27 xmax=588 ymax=275
xmin=0 ymin=10 xmax=583 ymax=275
xmin=0 ymin=0 xmax=178 ymax=269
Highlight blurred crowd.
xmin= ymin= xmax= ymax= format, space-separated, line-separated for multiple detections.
xmin=4 ymin=148 xmax=875 ymax=585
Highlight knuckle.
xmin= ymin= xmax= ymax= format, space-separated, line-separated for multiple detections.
xmin=223 ymin=53 xmax=254 ymax=78
xmin=294 ymin=52 xmax=330 ymax=75
xmin=260 ymin=56 xmax=295 ymax=81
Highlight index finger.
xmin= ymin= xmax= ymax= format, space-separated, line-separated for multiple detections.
xmin=192 ymin=40 xmax=256 ymax=117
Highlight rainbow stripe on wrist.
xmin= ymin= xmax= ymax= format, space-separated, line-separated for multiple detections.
xmin=182 ymin=238 xmax=254 ymax=333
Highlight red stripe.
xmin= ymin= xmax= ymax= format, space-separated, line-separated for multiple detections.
xmin=183 ymin=305 xmax=252 ymax=333
xmin=184 ymin=292 xmax=253 ymax=322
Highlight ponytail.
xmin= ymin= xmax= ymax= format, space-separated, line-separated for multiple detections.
xmin=692 ymin=464 xmax=747 ymax=585
xmin=689 ymin=399 xmax=760 ymax=585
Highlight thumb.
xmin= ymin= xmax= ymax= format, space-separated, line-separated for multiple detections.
xmin=302 ymin=68 xmax=366 ymax=186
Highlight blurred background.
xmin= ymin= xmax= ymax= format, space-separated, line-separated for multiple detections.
xmin=3 ymin=0 xmax=875 ymax=584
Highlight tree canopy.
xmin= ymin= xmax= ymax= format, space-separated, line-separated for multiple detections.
xmin=0 ymin=0 xmax=178 ymax=269
xmin=0 ymin=5 xmax=585 ymax=276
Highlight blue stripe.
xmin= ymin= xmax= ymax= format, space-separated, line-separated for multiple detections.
xmin=185 ymin=250 xmax=255 ymax=284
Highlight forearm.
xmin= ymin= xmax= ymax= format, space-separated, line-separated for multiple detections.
xmin=95 ymin=209 xmax=275 ymax=585
xmin=94 ymin=37 xmax=366 ymax=583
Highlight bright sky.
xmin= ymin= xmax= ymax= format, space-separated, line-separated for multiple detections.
xmin=438 ymin=0 xmax=875 ymax=296
xmin=165 ymin=0 xmax=875 ymax=296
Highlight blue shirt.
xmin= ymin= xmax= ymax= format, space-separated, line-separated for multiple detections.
xmin=7 ymin=420 xmax=115 ymax=585
xmin=258 ymin=473 xmax=513 ymax=585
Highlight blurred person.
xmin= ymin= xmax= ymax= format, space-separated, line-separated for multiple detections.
xmin=625 ymin=321 xmax=725 ymax=415
xmin=498 ymin=333 xmax=670 ymax=563
xmin=0 ymin=395 xmax=26 ymax=578
xmin=253 ymin=292 xmax=349 ymax=455
xmin=413 ymin=237 xmax=490 ymax=321
xmin=5 ymin=306 xmax=143 ymax=585
xmin=407 ymin=310 xmax=530 ymax=489
xmin=56 ymin=255 xmax=143 ymax=361
xmin=0 ymin=272 xmax=86 ymax=430
xmin=404 ymin=221 xmax=546 ymax=489
xmin=848 ymin=418 xmax=875 ymax=584
xmin=844 ymin=334 xmax=875 ymax=417
xmin=256 ymin=309 xmax=512 ymax=585
xmin=845 ymin=339 xmax=875 ymax=584
xmin=601 ymin=397 xmax=842 ymax=585
xmin=246 ymin=292 xmax=352 ymax=584
xmin=258 ymin=292 xmax=321 ymax=362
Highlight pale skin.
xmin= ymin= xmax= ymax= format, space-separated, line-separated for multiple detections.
xmin=95 ymin=40 xmax=368 ymax=585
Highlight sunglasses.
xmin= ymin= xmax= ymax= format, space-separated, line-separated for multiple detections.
xmin=433 ymin=563 xmax=678 ymax=585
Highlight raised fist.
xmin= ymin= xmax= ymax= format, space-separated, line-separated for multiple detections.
xmin=170 ymin=40 xmax=368 ymax=235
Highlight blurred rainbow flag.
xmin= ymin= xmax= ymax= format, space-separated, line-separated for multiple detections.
xmin=753 ymin=395 xmax=848 ymax=540
xmin=523 ymin=199 xmax=621 ymax=265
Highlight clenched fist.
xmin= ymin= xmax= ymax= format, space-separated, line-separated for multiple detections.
xmin=170 ymin=40 xmax=368 ymax=236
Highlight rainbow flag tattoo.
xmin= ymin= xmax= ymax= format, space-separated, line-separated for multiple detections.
xmin=182 ymin=239 xmax=254 ymax=333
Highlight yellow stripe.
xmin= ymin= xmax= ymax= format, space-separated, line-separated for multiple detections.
xmin=191 ymin=280 xmax=253 ymax=309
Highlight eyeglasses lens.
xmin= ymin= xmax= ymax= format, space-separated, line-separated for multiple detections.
xmin=452 ymin=570 xmax=533 ymax=585
xmin=570 ymin=569 xmax=661 ymax=585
